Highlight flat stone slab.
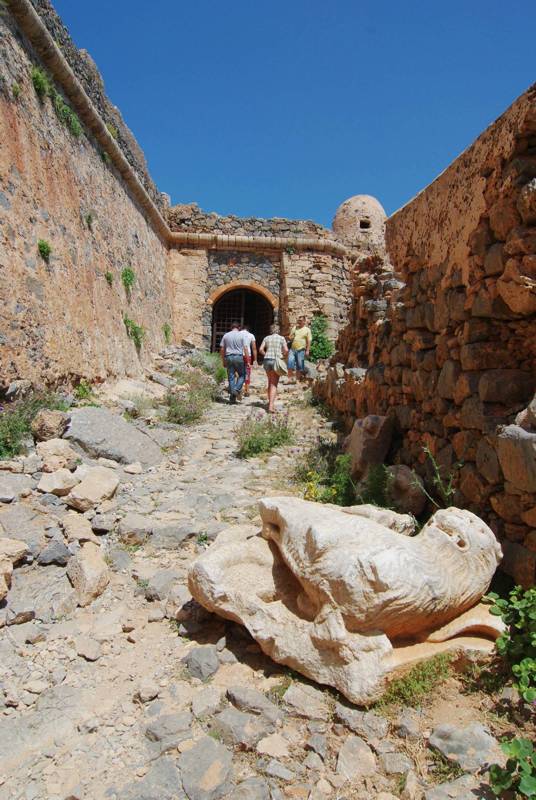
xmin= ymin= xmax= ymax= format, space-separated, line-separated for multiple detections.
xmin=178 ymin=736 xmax=232 ymax=800
xmin=65 ymin=407 xmax=162 ymax=467
xmin=429 ymin=723 xmax=501 ymax=772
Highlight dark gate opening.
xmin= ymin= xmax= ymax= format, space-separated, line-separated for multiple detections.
xmin=211 ymin=288 xmax=274 ymax=352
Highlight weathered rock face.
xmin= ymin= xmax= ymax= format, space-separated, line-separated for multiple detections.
xmin=315 ymin=83 xmax=536 ymax=585
xmin=31 ymin=410 xmax=70 ymax=441
xmin=65 ymin=407 xmax=162 ymax=467
xmin=189 ymin=498 xmax=503 ymax=704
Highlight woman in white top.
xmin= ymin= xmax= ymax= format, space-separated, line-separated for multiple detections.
xmin=259 ymin=324 xmax=288 ymax=413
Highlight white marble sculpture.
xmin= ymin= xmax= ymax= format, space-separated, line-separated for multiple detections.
xmin=189 ymin=497 xmax=504 ymax=703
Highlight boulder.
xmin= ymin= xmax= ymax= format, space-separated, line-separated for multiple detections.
xmin=336 ymin=735 xmax=377 ymax=780
xmin=478 ymin=370 xmax=534 ymax=405
xmin=0 ymin=473 xmax=32 ymax=503
xmin=226 ymin=685 xmax=282 ymax=725
xmin=0 ymin=557 xmax=13 ymax=600
xmin=66 ymin=466 xmax=119 ymax=511
xmin=345 ymin=414 xmax=393 ymax=478
xmin=0 ymin=537 xmax=30 ymax=564
xmin=65 ymin=406 xmax=162 ymax=467
xmin=496 ymin=425 xmax=536 ymax=492
xmin=178 ymin=736 xmax=232 ymax=800
xmin=211 ymin=707 xmax=273 ymax=749
xmin=117 ymin=512 xmax=153 ymax=545
xmin=37 ymin=468 xmax=79 ymax=497
xmin=36 ymin=438 xmax=79 ymax=472
xmin=0 ymin=505 xmax=47 ymax=558
xmin=62 ymin=511 xmax=99 ymax=544
xmin=37 ymin=540 xmax=71 ymax=567
xmin=183 ymin=645 xmax=219 ymax=680
xmin=67 ymin=542 xmax=109 ymax=606
xmin=4 ymin=565 xmax=76 ymax=624
xmin=386 ymin=465 xmax=426 ymax=517
xmin=31 ymin=409 xmax=69 ymax=441
xmin=429 ymin=723 xmax=501 ymax=772
xmin=115 ymin=757 xmax=181 ymax=800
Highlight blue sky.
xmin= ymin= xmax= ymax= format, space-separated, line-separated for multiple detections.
xmin=54 ymin=0 xmax=535 ymax=226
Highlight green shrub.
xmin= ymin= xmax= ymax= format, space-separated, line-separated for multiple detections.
xmin=12 ymin=82 xmax=21 ymax=99
xmin=101 ymin=150 xmax=111 ymax=165
xmin=0 ymin=393 xmax=69 ymax=460
xmin=420 ymin=445 xmax=461 ymax=509
xmin=38 ymin=239 xmax=51 ymax=262
xmin=74 ymin=381 xmax=93 ymax=401
xmin=162 ymin=322 xmax=172 ymax=344
xmin=309 ymin=314 xmax=334 ymax=362
xmin=375 ymin=653 xmax=453 ymax=709
xmin=104 ymin=271 xmax=113 ymax=287
xmin=106 ymin=122 xmax=118 ymax=139
xmin=488 ymin=586 xmax=536 ymax=703
xmin=356 ymin=463 xmax=391 ymax=507
xmin=296 ymin=440 xmax=355 ymax=505
xmin=236 ymin=413 xmax=293 ymax=458
xmin=121 ymin=267 xmax=136 ymax=296
xmin=85 ymin=212 xmax=94 ymax=229
xmin=31 ymin=66 xmax=51 ymax=98
xmin=124 ymin=393 xmax=155 ymax=419
xmin=123 ymin=315 xmax=145 ymax=351
xmin=189 ymin=352 xmax=226 ymax=384
xmin=489 ymin=738 xmax=536 ymax=798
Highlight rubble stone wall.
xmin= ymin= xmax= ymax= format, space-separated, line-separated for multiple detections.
xmin=0 ymin=12 xmax=173 ymax=386
xmin=315 ymin=84 xmax=536 ymax=586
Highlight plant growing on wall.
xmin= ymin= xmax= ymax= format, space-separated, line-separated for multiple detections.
xmin=123 ymin=315 xmax=145 ymax=351
xmin=85 ymin=212 xmax=94 ymax=229
xmin=30 ymin=66 xmax=82 ymax=137
xmin=309 ymin=314 xmax=334 ymax=362
xmin=162 ymin=322 xmax=172 ymax=344
xmin=37 ymin=239 xmax=51 ymax=263
xmin=106 ymin=122 xmax=118 ymax=139
xmin=11 ymin=82 xmax=21 ymax=99
xmin=31 ymin=66 xmax=50 ymax=98
xmin=121 ymin=267 xmax=136 ymax=297
xmin=104 ymin=271 xmax=114 ymax=287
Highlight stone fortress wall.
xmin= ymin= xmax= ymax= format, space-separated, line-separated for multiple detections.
xmin=315 ymin=84 xmax=536 ymax=587
xmin=1 ymin=0 xmax=370 ymax=380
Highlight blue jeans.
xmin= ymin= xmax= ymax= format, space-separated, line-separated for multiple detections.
xmin=226 ymin=355 xmax=245 ymax=397
xmin=288 ymin=348 xmax=306 ymax=372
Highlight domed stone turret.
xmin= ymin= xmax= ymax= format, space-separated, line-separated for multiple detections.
xmin=332 ymin=195 xmax=387 ymax=247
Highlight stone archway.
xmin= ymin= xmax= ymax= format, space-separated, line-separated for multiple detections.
xmin=210 ymin=285 xmax=275 ymax=352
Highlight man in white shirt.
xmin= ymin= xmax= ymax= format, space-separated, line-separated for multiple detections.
xmin=241 ymin=324 xmax=257 ymax=397
xmin=220 ymin=321 xmax=248 ymax=404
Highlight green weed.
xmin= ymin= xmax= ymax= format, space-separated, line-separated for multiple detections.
xmin=11 ymin=82 xmax=21 ymax=99
xmin=31 ymin=66 xmax=50 ymax=97
xmin=85 ymin=212 xmax=94 ymax=229
xmin=376 ymin=653 xmax=453 ymax=709
xmin=38 ymin=239 xmax=51 ymax=262
xmin=74 ymin=381 xmax=93 ymax=401
xmin=189 ymin=351 xmax=227 ymax=383
xmin=106 ymin=122 xmax=118 ymax=139
xmin=420 ymin=445 xmax=461 ymax=509
xmin=121 ymin=267 xmax=136 ymax=295
xmin=309 ymin=314 xmax=334 ymax=362
xmin=162 ymin=322 xmax=172 ymax=344
xmin=236 ymin=413 xmax=293 ymax=458
xmin=0 ymin=393 xmax=69 ymax=459
xmin=123 ymin=315 xmax=145 ymax=351
xmin=104 ymin=271 xmax=114 ymax=287
xmin=429 ymin=749 xmax=464 ymax=783
xmin=356 ymin=463 xmax=391 ymax=507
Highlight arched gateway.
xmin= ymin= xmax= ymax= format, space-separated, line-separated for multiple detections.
xmin=210 ymin=284 xmax=276 ymax=352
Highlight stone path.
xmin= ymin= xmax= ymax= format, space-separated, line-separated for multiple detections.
xmin=0 ymin=359 xmax=527 ymax=800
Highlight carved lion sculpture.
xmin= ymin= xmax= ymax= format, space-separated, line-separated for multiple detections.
xmin=189 ymin=497 xmax=503 ymax=704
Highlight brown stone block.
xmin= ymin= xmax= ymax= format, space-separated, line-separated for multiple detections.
xmin=478 ymin=369 xmax=534 ymax=405
xmin=504 ymin=226 xmax=536 ymax=257
xmin=460 ymin=342 xmax=511 ymax=371
xmin=483 ymin=243 xmax=505 ymax=276
xmin=453 ymin=371 xmax=481 ymax=405
xmin=524 ymin=530 xmax=536 ymax=552
xmin=461 ymin=318 xmax=494 ymax=344
xmin=475 ymin=438 xmax=502 ymax=484
xmin=490 ymin=492 xmax=524 ymax=522
xmin=501 ymin=541 xmax=536 ymax=587
xmin=437 ymin=360 xmax=461 ymax=400
xmin=489 ymin=196 xmax=521 ymax=241
xmin=459 ymin=463 xmax=491 ymax=504
xmin=452 ymin=430 xmax=479 ymax=461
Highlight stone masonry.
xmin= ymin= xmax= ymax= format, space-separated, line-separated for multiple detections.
xmin=315 ymin=84 xmax=536 ymax=587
